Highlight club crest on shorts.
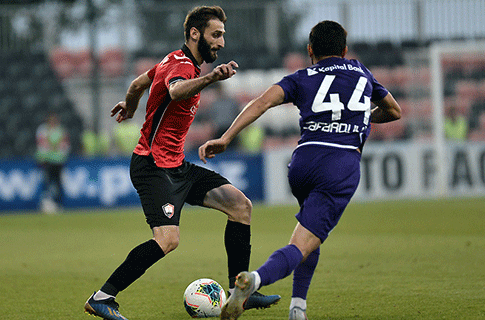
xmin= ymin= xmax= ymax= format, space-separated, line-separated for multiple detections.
xmin=162 ymin=203 xmax=175 ymax=218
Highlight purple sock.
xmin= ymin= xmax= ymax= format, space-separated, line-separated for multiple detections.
xmin=256 ymin=244 xmax=303 ymax=287
xmin=292 ymin=247 xmax=320 ymax=299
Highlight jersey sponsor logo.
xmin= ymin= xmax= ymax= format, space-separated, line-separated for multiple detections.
xmin=189 ymin=102 xmax=199 ymax=117
xmin=307 ymin=63 xmax=365 ymax=75
xmin=162 ymin=203 xmax=175 ymax=218
xmin=307 ymin=68 xmax=319 ymax=76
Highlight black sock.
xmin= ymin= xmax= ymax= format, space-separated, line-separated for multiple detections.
xmin=228 ymin=276 xmax=237 ymax=291
xmin=101 ymin=239 xmax=165 ymax=296
xmin=225 ymin=220 xmax=251 ymax=289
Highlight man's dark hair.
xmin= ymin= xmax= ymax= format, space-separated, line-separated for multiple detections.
xmin=309 ymin=20 xmax=347 ymax=57
xmin=184 ymin=6 xmax=227 ymax=41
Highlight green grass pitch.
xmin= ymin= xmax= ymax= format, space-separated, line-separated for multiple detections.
xmin=1 ymin=198 xmax=484 ymax=319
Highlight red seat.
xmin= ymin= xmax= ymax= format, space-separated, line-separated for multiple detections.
xmin=100 ymin=48 xmax=125 ymax=77
xmin=49 ymin=47 xmax=76 ymax=79
xmin=135 ymin=57 xmax=159 ymax=76
xmin=73 ymin=50 xmax=92 ymax=78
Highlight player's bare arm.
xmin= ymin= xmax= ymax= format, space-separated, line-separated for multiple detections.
xmin=111 ymin=72 xmax=152 ymax=123
xmin=169 ymin=61 xmax=238 ymax=101
xmin=198 ymin=84 xmax=285 ymax=163
xmin=370 ymin=92 xmax=402 ymax=123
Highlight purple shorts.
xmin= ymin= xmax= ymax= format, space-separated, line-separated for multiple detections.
xmin=288 ymin=145 xmax=361 ymax=242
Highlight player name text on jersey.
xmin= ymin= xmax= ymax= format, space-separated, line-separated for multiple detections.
xmin=303 ymin=121 xmax=366 ymax=134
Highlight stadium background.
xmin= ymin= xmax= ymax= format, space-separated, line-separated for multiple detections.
xmin=1 ymin=2 xmax=484 ymax=320
xmin=0 ymin=0 xmax=485 ymax=211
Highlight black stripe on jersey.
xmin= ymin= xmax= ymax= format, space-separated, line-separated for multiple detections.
xmin=168 ymin=76 xmax=185 ymax=86
xmin=181 ymin=44 xmax=200 ymax=69
xmin=149 ymin=96 xmax=172 ymax=149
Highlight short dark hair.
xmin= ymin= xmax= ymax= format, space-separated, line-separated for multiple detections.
xmin=184 ymin=6 xmax=227 ymax=41
xmin=309 ymin=20 xmax=347 ymax=57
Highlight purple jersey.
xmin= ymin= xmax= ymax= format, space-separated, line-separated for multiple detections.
xmin=277 ymin=57 xmax=388 ymax=150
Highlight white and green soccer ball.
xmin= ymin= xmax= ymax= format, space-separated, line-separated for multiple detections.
xmin=183 ymin=278 xmax=227 ymax=318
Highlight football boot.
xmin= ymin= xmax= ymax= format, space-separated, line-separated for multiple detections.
xmin=84 ymin=292 xmax=128 ymax=320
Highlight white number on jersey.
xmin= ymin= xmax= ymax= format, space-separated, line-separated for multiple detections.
xmin=311 ymin=75 xmax=371 ymax=125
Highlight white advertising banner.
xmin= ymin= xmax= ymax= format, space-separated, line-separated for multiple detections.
xmin=263 ymin=142 xmax=485 ymax=205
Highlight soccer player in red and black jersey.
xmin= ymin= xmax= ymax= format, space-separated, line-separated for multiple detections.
xmin=84 ymin=6 xmax=280 ymax=320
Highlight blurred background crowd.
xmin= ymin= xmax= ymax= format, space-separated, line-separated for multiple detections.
xmin=0 ymin=0 xmax=484 ymax=160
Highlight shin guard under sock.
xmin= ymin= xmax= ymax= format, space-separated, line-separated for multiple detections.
xmin=101 ymin=239 xmax=165 ymax=295
xmin=256 ymin=244 xmax=303 ymax=287
xmin=224 ymin=220 xmax=251 ymax=288
xmin=292 ymin=247 xmax=320 ymax=299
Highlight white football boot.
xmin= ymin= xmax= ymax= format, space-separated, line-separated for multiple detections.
xmin=289 ymin=306 xmax=308 ymax=320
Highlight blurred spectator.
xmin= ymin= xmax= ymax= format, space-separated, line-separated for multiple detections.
xmin=444 ymin=104 xmax=468 ymax=141
xmin=81 ymin=129 xmax=96 ymax=157
xmin=468 ymin=100 xmax=485 ymax=131
xmin=209 ymin=82 xmax=241 ymax=149
xmin=257 ymin=103 xmax=301 ymax=147
xmin=113 ymin=122 xmax=140 ymax=156
xmin=239 ymin=124 xmax=265 ymax=153
xmin=35 ymin=113 xmax=70 ymax=213
xmin=283 ymin=52 xmax=308 ymax=73
xmin=184 ymin=121 xmax=214 ymax=153
xmin=81 ymin=128 xmax=111 ymax=157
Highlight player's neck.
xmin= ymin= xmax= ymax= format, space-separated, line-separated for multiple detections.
xmin=185 ymin=42 xmax=204 ymax=65
xmin=313 ymin=55 xmax=343 ymax=64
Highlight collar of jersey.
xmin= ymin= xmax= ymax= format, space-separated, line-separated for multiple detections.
xmin=316 ymin=56 xmax=344 ymax=65
xmin=181 ymin=44 xmax=201 ymax=70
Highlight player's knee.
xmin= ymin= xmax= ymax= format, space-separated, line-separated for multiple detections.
xmin=164 ymin=238 xmax=179 ymax=253
xmin=153 ymin=234 xmax=179 ymax=254
xmin=243 ymin=196 xmax=252 ymax=216
xmin=231 ymin=195 xmax=252 ymax=224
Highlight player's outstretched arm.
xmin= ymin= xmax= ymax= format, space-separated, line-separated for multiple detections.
xmin=199 ymin=84 xmax=285 ymax=163
xmin=170 ymin=61 xmax=238 ymax=101
xmin=111 ymin=72 xmax=152 ymax=122
xmin=371 ymin=92 xmax=402 ymax=123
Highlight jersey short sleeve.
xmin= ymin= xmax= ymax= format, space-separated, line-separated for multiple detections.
xmin=147 ymin=64 xmax=157 ymax=80
xmin=367 ymin=71 xmax=389 ymax=102
xmin=145 ymin=62 xmax=191 ymax=89
xmin=277 ymin=73 xmax=299 ymax=104
xmin=164 ymin=60 xmax=196 ymax=88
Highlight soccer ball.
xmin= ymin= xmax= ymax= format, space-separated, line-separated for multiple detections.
xmin=183 ymin=278 xmax=227 ymax=318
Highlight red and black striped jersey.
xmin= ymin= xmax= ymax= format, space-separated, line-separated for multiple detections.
xmin=134 ymin=45 xmax=201 ymax=168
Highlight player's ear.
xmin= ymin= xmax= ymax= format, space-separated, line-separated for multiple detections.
xmin=190 ymin=27 xmax=200 ymax=42
xmin=342 ymin=46 xmax=348 ymax=58
xmin=307 ymin=44 xmax=313 ymax=57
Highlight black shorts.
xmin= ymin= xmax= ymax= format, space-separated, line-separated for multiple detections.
xmin=130 ymin=153 xmax=230 ymax=229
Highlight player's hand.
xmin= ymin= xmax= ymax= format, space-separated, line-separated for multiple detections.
xmin=198 ymin=139 xmax=228 ymax=164
xmin=210 ymin=61 xmax=238 ymax=82
xmin=111 ymin=101 xmax=134 ymax=123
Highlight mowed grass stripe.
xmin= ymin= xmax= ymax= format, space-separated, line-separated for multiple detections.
xmin=0 ymin=198 xmax=484 ymax=319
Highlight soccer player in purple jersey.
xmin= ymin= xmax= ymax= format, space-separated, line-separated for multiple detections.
xmin=199 ymin=20 xmax=401 ymax=320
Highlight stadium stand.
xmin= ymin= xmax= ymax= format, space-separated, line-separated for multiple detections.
xmin=0 ymin=50 xmax=83 ymax=157
xmin=2 ymin=39 xmax=484 ymax=159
